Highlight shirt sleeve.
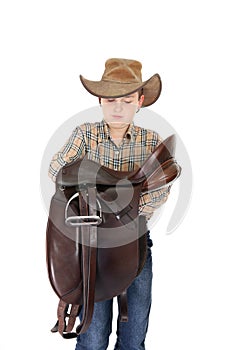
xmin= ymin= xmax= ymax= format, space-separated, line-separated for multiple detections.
xmin=139 ymin=186 xmax=171 ymax=221
xmin=48 ymin=126 xmax=86 ymax=182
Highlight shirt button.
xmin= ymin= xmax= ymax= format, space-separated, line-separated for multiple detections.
xmin=115 ymin=151 xmax=119 ymax=155
xmin=114 ymin=166 xmax=118 ymax=171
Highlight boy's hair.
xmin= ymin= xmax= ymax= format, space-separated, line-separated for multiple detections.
xmin=138 ymin=88 xmax=144 ymax=99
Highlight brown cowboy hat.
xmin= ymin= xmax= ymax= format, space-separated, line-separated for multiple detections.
xmin=79 ymin=58 xmax=162 ymax=107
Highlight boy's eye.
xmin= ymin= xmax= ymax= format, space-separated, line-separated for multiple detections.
xmin=104 ymin=97 xmax=134 ymax=104
xmin=123 ymin=95 xmax=134 ymax=103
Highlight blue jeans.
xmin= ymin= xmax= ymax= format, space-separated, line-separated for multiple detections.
xmin=75 ymin=234 xmax=153 ymax=350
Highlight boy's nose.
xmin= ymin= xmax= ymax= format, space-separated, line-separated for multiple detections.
xmin=113 ymin=102 xmax=123 ymax=112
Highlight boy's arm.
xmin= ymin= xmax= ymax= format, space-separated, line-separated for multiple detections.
xmin=139 ymin=186 xmax=171 ymax=221
xmin=48 ymin=126 xmax=86 ymax=182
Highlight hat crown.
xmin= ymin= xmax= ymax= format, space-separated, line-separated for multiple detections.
xmin=102 ymin=58 xmax=142 ymax=84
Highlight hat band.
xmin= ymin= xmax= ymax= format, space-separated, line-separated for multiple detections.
xmin=102 ymin=78 xmax=142 ymax=84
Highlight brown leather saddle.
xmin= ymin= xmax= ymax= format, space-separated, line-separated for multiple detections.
xmin=46 ymin=134 xmax=181 ymax=338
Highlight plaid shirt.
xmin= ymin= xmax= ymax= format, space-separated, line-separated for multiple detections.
xmin=49 ymin=120 xmax=170 ymax=220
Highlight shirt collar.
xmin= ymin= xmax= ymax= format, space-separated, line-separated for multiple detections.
xmin=99 ymin=120 xmax=137 ymax=142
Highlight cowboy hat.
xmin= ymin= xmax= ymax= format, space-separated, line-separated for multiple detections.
xmin=79 ymin=58 xmax=162 ymax=107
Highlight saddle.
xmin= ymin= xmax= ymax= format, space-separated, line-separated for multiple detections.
xmin=46 ymin=134 xmax=181 ymax=338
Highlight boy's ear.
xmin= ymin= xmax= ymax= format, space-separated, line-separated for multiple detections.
xmin=139 ymin=94 xmax=145 ymax=107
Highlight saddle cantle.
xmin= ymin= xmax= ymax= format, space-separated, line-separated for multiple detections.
xmin=46 ymin=134 xmax=181 ymax=338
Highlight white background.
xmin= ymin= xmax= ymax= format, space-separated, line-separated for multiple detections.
xmin=0 ymin=1 xmax=232 ymax=349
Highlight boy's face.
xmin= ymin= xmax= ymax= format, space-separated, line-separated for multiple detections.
xmin=101 ymin=92 xmax=144 ymax=130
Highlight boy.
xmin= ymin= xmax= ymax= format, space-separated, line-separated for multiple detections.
xmin=49 ymin=58 xmax=170 ymax=349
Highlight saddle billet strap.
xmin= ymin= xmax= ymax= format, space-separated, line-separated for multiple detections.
xmin=50 ymin=299 xmax=67 ymax=333
xmin=75 ymin=187 xmax=97 ymax=335
xmin=55 ymin=300 xmax=80 ymax=339
xmin=51 ymin=301 xmax=80 ymax=338
xmin=50 ymin=320 xmax=59 ymax=333
xmin=55 ymin=300 xmax=78 ymax=338
xmin=118 ymin=289 xmax=128 ymax=322
xmin=57 ymin=299 xmax=67 ymax=334
xmin=66 ymin=304 xmax=82 ymax=333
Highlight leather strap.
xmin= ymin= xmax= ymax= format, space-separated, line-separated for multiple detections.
xmin=66 ymin=304 xmax=82 ymax=333
xmin=56 ymin=300 xmax=78 ymax=339
xmin=118 ymin=289 xmax=128 ymax=322
xmin=57 ymin=300 xmax=69 ymax=336
xmin=75 ymin=187 xmax=97 ymax=335
xmin=50 ymin=299 xmax=67 ymax=333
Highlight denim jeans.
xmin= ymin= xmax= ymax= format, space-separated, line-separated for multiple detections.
xmin=75 ymin=234 xmax=153 ymax=350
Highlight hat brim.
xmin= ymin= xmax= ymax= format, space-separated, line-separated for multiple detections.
xmin=79 ymin=73 xmax=162 ymax=107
